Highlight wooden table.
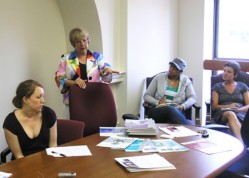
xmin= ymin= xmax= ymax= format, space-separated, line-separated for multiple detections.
xmin=0 ymin=125 xmax=245 ymax=178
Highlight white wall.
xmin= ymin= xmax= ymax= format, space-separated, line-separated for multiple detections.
xmin=178 ymin=0 xmax=206 ymax=123
xmin=0 ymin=0 xmax=66 ymax=151
xmin=126 ymin=0 xmax=178 ymax=123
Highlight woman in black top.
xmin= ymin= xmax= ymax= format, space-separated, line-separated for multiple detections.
xmin=3 ymin=80 xmax=57 ymax=159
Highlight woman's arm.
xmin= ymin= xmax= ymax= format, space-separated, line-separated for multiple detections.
xmin=49 ymin=121 xmax=57 ymax=148
xmin=181 ymin=81 xmax=197 ymax=110
xmin=4 ymin=129 xmax=24 ymax=159
xmin=238 ymin=91 xmax=249 ymax=112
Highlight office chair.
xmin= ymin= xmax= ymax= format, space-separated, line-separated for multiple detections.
xmin=203 ymin=59 xmax=249 ymax=133
xmin=122 ymin=72 xmax=201 ymax=125
xmin=0 ymin=119 xmax=85 ymax=163
xmin=69 ymin=82 xmax=117 ymax=137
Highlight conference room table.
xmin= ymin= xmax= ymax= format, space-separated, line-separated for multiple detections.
xmin=0 ymin=124 xmax=245 ymax=178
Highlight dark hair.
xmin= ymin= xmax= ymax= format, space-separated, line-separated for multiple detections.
xmin=224 ymin=61 xmax=241 ymax=76
xmin=12 ymin=80 xmax=43 ymax=108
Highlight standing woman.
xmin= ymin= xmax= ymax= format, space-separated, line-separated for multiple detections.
xmin=143 ymin=58 xmax=196 ymax=125
xmin=56 ymin=27 xmax=119 ymax=105
xmin=212 ymin=61 xmax=249 ymax=142
xmin=3 ymin=80 xmax=57 ymax=159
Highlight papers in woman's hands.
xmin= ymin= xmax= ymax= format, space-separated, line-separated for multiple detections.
xmin=115 ymin=153 xmax=176 ymax=172
xmin=159 ymin=126 xmax=199 ymax=137
xmin=156 ymin=102 xmax=178 ymax=108
xmin=221 ymin=108 xmax=237 ymax=112
xmin=46 ymin=145 xmax=92 ymax=157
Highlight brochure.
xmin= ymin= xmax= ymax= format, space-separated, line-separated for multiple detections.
xmin=99 ymin=127 xmax=126 ymax=137
xmin=115 ymin=153 xmax=176 ymax=172
xmin=159 ymin=126 xmax=199 ymax=137
xmin=125 ymin=139 xmax=150 ymax=152
xmin=96 ymin=136 xmax=138 ymax=150
xmin=142 ymin=139 xmax=189 ymax=153
xmin=182 ymin=139 xmax=232 ymax=154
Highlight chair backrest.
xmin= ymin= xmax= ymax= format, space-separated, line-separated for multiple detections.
xmin=57 ymin=119 xmax=85 ymax=145
xmin=210 ymin=71 xmax=249 ymax=118
xmin=144 ymin=72 xmax=193 ymax=120
xmin=241 ymin=109 xmax=249 ymax=147
xmin=69 ymin=83 xmax=117 ymax=136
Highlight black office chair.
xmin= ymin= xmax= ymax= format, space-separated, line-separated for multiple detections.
xmin=122 ymin=72 xmax=201 ymax=125
xmin=203 ymin=70 xmax=249 ymax=135
xmin=204 ymin=60 xmax=249 ymax=132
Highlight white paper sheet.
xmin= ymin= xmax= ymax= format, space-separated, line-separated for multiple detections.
xmin=46 ymin=145 xmax=92 ymax=157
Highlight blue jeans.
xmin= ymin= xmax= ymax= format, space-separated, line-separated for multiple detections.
xmin=148 ymin=106 xmax=191 ymax=125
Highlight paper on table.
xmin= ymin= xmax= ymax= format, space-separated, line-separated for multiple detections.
xmin=115 ymin=153 xmax=176 ymax=172
xmin=46 ymin=145 xmax=92 ymax=157
xmin=182 ymin=139 xmax=232 ymax=154
xmin=159 ymin=126 xmax=199 ymax=137
xmin=0 ymin=171 xmax=12 ymax=178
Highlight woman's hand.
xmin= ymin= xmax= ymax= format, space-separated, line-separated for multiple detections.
xmin=177 ymin=105 xmax=184 ymax=111
xmin=228 ymin=103 xmax=240 ymax=108
xmin=158 ymin=98 xmax=166 ymax=104
xmin=75 ymin=79 xmax=87 ymax=89
xmin=102 ymin=68 xmax=119 ymax=76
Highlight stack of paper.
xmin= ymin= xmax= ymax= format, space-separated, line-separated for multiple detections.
xmin=124 ymin=119 xmax=157 ymax=136
xmin=115 ymin=153 xmax=176 ymax=172
xmin=96 ymin=136 xmax=138 ymax=150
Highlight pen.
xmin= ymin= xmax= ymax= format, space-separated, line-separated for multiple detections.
xmin=52 ymin=151 xmax=66 ymax=157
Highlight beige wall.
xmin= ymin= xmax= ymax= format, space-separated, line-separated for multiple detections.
xmin=0 ymin=0 xmax=66 ymax=151
xmin=0 ymin=0 xmax=208 ymax=152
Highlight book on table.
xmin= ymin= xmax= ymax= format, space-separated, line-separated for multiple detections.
xmin=115 ymin=153 xmax=176 ymax=172
xmin=124 ymin=118 xmax=157 ymax=136
xmin=96 ymin=136 xmax=138 ymax=150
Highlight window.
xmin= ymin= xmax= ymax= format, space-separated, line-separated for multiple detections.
xmin=214 ymin=0 xmax=249 ymax=60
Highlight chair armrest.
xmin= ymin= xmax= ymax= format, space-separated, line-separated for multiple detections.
xmin=192 ymin=103 xmax=201 ymax=126
xmin=122 ymin=114 xmax=139 ymax=120
xmin=1 ymin=147 xmax=11 ymax=163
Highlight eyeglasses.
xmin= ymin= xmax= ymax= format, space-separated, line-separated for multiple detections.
xmin=169 ymin=65 xmax=179 ymax=71
xmin=75 ymin=39 xmax=88 ymax=45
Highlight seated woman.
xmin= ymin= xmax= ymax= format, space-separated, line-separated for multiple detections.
xmin=212 ymin=61 xmax=249 ymax=143
xmin=3 ymin=80 xmax=57 ymax=159
xmin=143 ymin=58 xmax=196 ymax=125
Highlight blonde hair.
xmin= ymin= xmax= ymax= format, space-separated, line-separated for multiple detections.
xmin=69 ymin=27 xmax=90 ymax=47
